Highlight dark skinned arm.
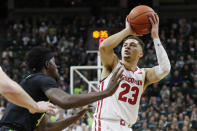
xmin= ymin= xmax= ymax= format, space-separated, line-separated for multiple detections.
xmin=36 ymin=107 xmax=91 ymax=131
xmin=45 ymin=66 xmax=123 ymax=109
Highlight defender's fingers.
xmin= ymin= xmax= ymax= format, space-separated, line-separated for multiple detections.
xmin=82 ymin=105 xmax=88 ymax=109
xmin=86 ymin=107 xmax=94 ymax=112
xmin=117 ymin=78 xmax=122 ymax=85
xmin=116 ymin=68 xmax=124 ymax=79
xmin=114 ymin=68 xmax=123 ymax=81
xmin=112 ymin=66 xmax=121 ymax=78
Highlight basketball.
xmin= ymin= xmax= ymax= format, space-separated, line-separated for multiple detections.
xmin=127 ymin=5 xmax=156 ymax=35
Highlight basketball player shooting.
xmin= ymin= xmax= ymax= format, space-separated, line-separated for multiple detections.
xmin=92 ymin=13 xmax=171 ymax=131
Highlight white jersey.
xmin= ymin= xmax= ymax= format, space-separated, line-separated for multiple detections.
xmin=93 ymin=62 xmax=146 ymax=126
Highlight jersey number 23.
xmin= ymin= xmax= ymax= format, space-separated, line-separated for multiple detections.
xmin=118 ymin=83 xmax=139 ymax=105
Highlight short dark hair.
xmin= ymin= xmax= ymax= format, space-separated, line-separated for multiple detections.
xmin=123 ymin=36 xmax=144 ymax=51
xmin=26 ymin=47 xmax=51 ymax=73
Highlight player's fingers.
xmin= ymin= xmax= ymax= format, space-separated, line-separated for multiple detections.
xmin=49 ymin=109 xmax=56 ymax=114
xmin=133 ymin=32 xmax=142 ymax=36
xmin=148 ymin=16 xmax=154 ymax=25
xmin=155 ymin=14 xmax=159 ymax=24
xmin=112 ymin=66 xmax=121 ymax=78
xmin=137 ymin=33 xmax=143 ymax=36
xmin=154 ymin=13 xmax=158 ymax=24
xmin=82 ymin=105 xmax=88 ymax=109
xmin=151 ymin=14 xmax=156 ymax=24
xmin=87 ymin=107 xmax=94 ymax=112
xmin=125 ymin=16 xmax=130 ymax=26
xmin=116 ymin=68 xmax=124 ymax=80
xmin=116 ymin=72 xmax=124 ymax=85
xmin=45 ymin=101 xmax=55 ymax=106
xmin=117 ymin=77 xmax=123 ymax=85
xmin=136 ymin=34 xmax=143 ymax=37
xmin=114 ymin=68 xmax=123 ymax=81
xmin=126 ymin=15 xmax=129 ymax=22
xmin=48 ymin=103 xmax=56 ymax=109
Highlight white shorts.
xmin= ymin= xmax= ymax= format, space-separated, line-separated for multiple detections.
xmin=92 ymin=118 xmax=133 ymax=131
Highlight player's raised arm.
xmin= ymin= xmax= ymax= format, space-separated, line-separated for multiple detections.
xmin=144 ymin=14 xmax=171 ymax=89
xmin=99 ymin=18 xmax=139 ymax=69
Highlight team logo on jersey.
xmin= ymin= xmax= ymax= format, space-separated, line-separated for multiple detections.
xmin=121 ymin=74 xmax=142 ymax=85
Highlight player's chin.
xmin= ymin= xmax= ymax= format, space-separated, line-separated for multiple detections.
xmin=53 ymin=72 xmax=60 ymax=80
xmin=123 ymin=56 xmax=131 ymax=59
xmin=55 ymin=73 xmax=60 ymax=79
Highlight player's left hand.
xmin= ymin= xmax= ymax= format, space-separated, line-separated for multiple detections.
xmin=29 ymin=101 xmax=56 ymax=114
xmin=149 ymin=13 xmax=159 ymax=39
xmin=125 ymin=16 xmax=142 ymax=36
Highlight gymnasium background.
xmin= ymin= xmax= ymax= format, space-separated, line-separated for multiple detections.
xmin=0 ymin=0 xmax=197 ymax=130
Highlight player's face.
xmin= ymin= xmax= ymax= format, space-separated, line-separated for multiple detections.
xmin=47 ymin=57 xmax=59 ymax=79
xmin=121 ymin=39 xmax=143 ymax=60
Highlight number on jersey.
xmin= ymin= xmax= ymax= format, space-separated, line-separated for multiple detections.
xmin=118 ymin=83 xmax=139 ymax=105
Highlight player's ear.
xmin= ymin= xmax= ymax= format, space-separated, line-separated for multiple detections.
xmin=44 ymin=61 xmax=50 ymax=70
xmin=139 ymin=52 xmax=143 ymax=58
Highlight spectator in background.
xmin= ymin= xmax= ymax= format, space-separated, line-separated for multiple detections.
xmin=182 ymin=64 xmax=191 ymax=82
xmin=175 ymin=56 xmax=184 ymax=69
xmin=46 ymin=30 xmax=58 ymax=47
xmin=3 ymin=32 xmax=13 ymax=48
xmin=171 ymin=70 xmax=183 ymax=86
xmin=39 ymin=22 xmax=48 ymax=34
xmin=59 ymin=77 xmax=69 ymax=93
xmin=13 ymin=20 xmax=23 ymax=32
xmin=181 ymin=82 xmax=190 ymax=96
xmin=58 ymin=36 xmax=70 ymax=52
xmin=2 ymin=48 xmax=13 ymax=59
xmin=13 ymin=32 xmax=22 ymax=46
xmin=191 ymin=81 xmax=197 ymax=102
xmin=160 ymin=85 xmax=170 ymax=100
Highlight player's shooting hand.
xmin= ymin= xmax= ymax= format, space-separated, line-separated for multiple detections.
xmin=149 ymin=13 xmax=159 ymax=39
xmin=29 ymin=101 xmax=56 ymax=114
xmin=105 ymin=66 xmax=124 ymax=96
xmin=125 ymin=16 xmax=142 ymax=36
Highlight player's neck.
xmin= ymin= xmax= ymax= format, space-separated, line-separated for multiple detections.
xmin=42 ymin=69 xmax=48 ymax=76
xmin=122 ymin=59 xmax=138 ymax=71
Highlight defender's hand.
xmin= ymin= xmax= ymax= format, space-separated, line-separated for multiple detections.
xmin=105 ymin=66 xmax=124 ymax=96
xmin=149 ymin=13 xmax=159 ymax=39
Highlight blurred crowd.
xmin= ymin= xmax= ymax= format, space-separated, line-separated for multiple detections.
xmin=0 ymin=15 xmax=197 ymax=131
xmin=14 ymin=0 xmax=119 ymax=8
